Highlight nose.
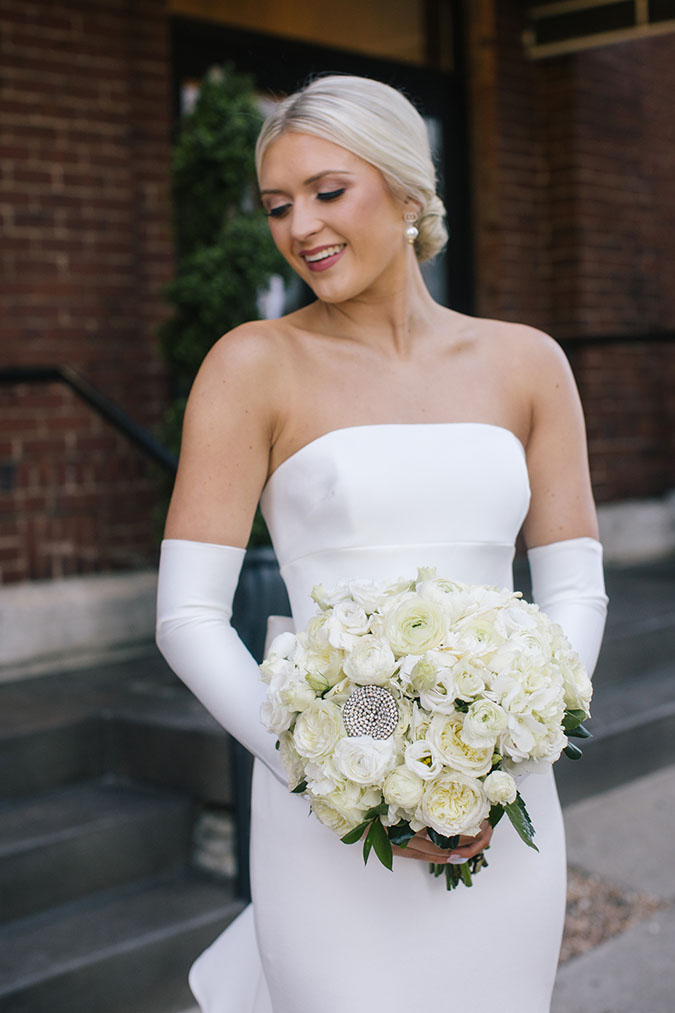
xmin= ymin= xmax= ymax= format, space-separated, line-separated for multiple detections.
xmin=288 ymin=198 xmax=322 ymax=242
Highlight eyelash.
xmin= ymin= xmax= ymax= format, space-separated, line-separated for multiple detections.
xmin=266 ymin=188 xmax=345 ymax=219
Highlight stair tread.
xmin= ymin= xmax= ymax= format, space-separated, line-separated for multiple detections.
xmin=0 ymin=875 xmax=241 ymax=991
xmin=0 ymin=780 xmax=189 ymax=855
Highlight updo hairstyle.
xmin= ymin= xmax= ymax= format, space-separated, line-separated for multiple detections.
xmin=256 ymin=75 xmax=448 ymax=263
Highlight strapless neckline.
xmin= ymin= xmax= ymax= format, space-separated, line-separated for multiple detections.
xmin=264 ymin=421 xmax=525 ymax=491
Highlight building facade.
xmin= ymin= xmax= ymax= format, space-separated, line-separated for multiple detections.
xmin=1 ymin=0 xmax=674 ymax=591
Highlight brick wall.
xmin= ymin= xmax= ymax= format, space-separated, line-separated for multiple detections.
xmin=0 ymin=0 xmax=174 ymax=582
xmin=465 ymin=0 xmax=675 ymax=503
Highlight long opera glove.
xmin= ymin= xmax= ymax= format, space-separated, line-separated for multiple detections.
xmin=155 ymin=538 xmax=286 ymax=785
xmin=527 ymin=536 xmax=608 ymax=678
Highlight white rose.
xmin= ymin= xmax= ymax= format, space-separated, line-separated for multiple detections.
xmin=562 ymin=656 xmax=592 ymax=713
xmin=342 ymin=635 xmax=397 ymax=686
xmin=383 ymin=765 xmax=425 ymax=809
xmin=461 ymin=699 xmax=508 ymax=749
xmin=383 ymin=595 xmax=448 ymax=657
xmin=483 ymin=770 xmax=517 ymax=805
xmin=260 ymin=695 xmax=294 ymax=736
xmin=404 ymin=739 xmax=444 ymax=780
xmin=310 ymin=581 xmax=352 ymax=609
xmin=427 ymin=713 xmax=493 ymax=777
xmin=310 ymin=782 xmax=381 ymax=836
xmin=278 ymin=731 xmax=306 ymax=791
xmin=293 ymin=700 xmax=344 ymax=759
xmin=304 ymin=755 xmax=344 ymax=795
xmin=333 ymin=735 xmax=396 ymax=785
xmin=347 ymin=577 xmax=390 ymax=613
xmin=265 ymin=630 xmax=297 ymax=661
xmin=421 ymin=771 xmax=489 ymax=837
xmin=259 ymin=653 xmax=296 ymax=686
xmin=327 ymin=600 xmax=371 ymax=649
xmin=280 ymin=679 xmax=316 ymax=713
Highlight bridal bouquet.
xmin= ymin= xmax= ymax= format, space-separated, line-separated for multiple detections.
xmin=260 ymin=567 xmax=592 ymax=891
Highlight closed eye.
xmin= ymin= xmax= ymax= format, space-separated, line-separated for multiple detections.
xmin=266 ymin=203 xmax=291 ymax=219
xmin=317 ymin=188 xmax=345 ymax=202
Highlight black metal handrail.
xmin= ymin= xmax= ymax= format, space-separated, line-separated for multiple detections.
xmin=0 ymin=364 xmax=177 ymax=475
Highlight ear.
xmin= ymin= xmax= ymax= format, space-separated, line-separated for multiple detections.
xmin=403 ymin=197 xmax=422 ymax=217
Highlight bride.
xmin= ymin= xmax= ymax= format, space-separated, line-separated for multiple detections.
xmin=156 ymin=75 xmax=607 ymax=1012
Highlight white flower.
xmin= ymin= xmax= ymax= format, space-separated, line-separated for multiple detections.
xmin=310 ymin=782 xmax=381 ymax=836
xmin=483 ymin=770 xmax=517 ymax=805
xmin=382 ymin=595 xmax=448 ymax=656
xmin=277 ymin=731 xmax=305 ymax=791
xmin=404 ymin=739 xmax=444 ymax=780
xmin=333 ymin=735 xmax=396 ymax=785
xmin=420 ymin=771 xmax=489 ymax=837
xmin=326 ymin=600 xmax=371 ymax=649
xmin=461 ymin=699 xmax=508 ymax=749
xmin=427 ymin=713 xmax=493 ymax=777
xmin=293 ymin=700 xmax=344 ymax=759
xmin=310 ymin=581 xmax=353 ymax=610
xmin=342 ymin=635 xmax=397 ymax=686
xmin=279 ymin=679 xmax=316 ymax=713
xmin=562 ymin=654 xmax=592 ymax=713
xmin=383 ymin=765 xmax=425 ymax=809
xmin=266 ymin=630 xmax=297 ymax=661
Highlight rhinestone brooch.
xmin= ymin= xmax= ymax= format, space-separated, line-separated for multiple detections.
xmin=343 ymin=685 xmax=399 ymax=739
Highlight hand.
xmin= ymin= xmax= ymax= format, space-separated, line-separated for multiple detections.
xmin=391 ymin=820 xmax=493 ymax=864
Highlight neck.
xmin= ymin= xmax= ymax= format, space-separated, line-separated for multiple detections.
xmin=311 ymin=255 xmax=438 ymax=358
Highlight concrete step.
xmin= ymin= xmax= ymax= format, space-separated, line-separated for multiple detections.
xmin=0 ymin=716 xmax=104 ymax=799
xmin=0 ymin=779 xmax=193 ymax=922
xmin=0 ymin=874 xmax=244 ymax=1013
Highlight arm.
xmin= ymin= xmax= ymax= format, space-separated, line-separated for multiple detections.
xmin=156 ymin=326 xmax=288 ymax=783
xmin=521 ymin=332 xmax=608 ymax=677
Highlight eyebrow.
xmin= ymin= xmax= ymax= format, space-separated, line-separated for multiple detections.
xmin=259 ymin=170 xmax=354 ymax=196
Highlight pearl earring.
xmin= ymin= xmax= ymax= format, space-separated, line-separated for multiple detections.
xmin=404 ymin=211 xmax=419 ymax=245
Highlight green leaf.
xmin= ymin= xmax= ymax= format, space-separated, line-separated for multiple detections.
xmin=363 ymin=802 xmax=389 ymax=820
xmin=488 ymin=804 xmax=505 ymax=829
xmin=291 ymin=780 xmax=307 ymax=794
xmin=427 ymin=828 xmax=460 ymax=850
xmin=362 ymin=820 xmax=377 ymax=865
xmin=340 ymin=821 xmax=369 ymax=845
xmin=459 ymin=861 xmax=473 ymax=887
xmin=370 ymin=819 xmax=393 ymax=871
xmin=563 ymin=709 xmax=588 ymax=733
xmin=387 ymin=821 xmax=416 ymax=848
xmin=275 ymin=740 xmax=280 ymax=750
xmin=568 ymin=723 xmax=591 ymax=739
xmin=564 ymin=742 xmax=583 ymax=760
xmin=453 ymin=698 xmax=470 ymax=713
xmin=504 ymin=793 xmax=539 ymax=851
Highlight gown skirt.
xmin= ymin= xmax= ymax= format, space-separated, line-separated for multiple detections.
xmin=189 ymin=424 xmax=569 ymax=1013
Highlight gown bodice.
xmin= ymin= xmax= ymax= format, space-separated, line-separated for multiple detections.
xmin=260 ymin=423 xmax=530 ymax=629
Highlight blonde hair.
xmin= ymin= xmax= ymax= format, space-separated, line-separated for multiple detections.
xmin=256 ymin=75 xmax=447 ymax=262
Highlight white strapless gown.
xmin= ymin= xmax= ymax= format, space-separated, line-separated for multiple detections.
xmin=190 ymin=424 xmax=567 ymax=1013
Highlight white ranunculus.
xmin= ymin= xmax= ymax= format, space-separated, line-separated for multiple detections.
xmin=333 ymin=735 xmax=396 ymax=785
xmin=404 ymin=739 xmax=444 ymax=780
xmin=293 ymin=700 xmax=344 ymax=759
xmin=483 ymin=769 xmax=517 ymax=805
xmin=421 ymin=771 xmax=489 ymax=837
xmin=277 ymin=731 xmax=305 ymax=791
xmin=427 ymin=713 xmax=493 ymax=777
xmin=382 ymin=595 xmax=448 ymax=657
xmin=342 ymin=635 xmax=397 ymax=685
xmin=461 ymin=699 xmax=508 ymax=749
xmin=383 ymin=765 xmax=425 ymax=809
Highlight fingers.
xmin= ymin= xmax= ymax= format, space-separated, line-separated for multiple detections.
xmin=391 ymin=821 xmax=493 ymax=864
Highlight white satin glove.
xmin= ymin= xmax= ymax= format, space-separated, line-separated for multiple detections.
xmin=155 ymin=538 xmax=286 ymax=785
xmin=527 ymin=536 xmax=608 ymax=677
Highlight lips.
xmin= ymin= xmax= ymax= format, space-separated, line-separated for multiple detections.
xmin=300 ymin=243 xmax=347 ymax=272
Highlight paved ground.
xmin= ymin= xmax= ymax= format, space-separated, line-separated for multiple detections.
xmin=553 ymin=763 xmax=675 ymax=1012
